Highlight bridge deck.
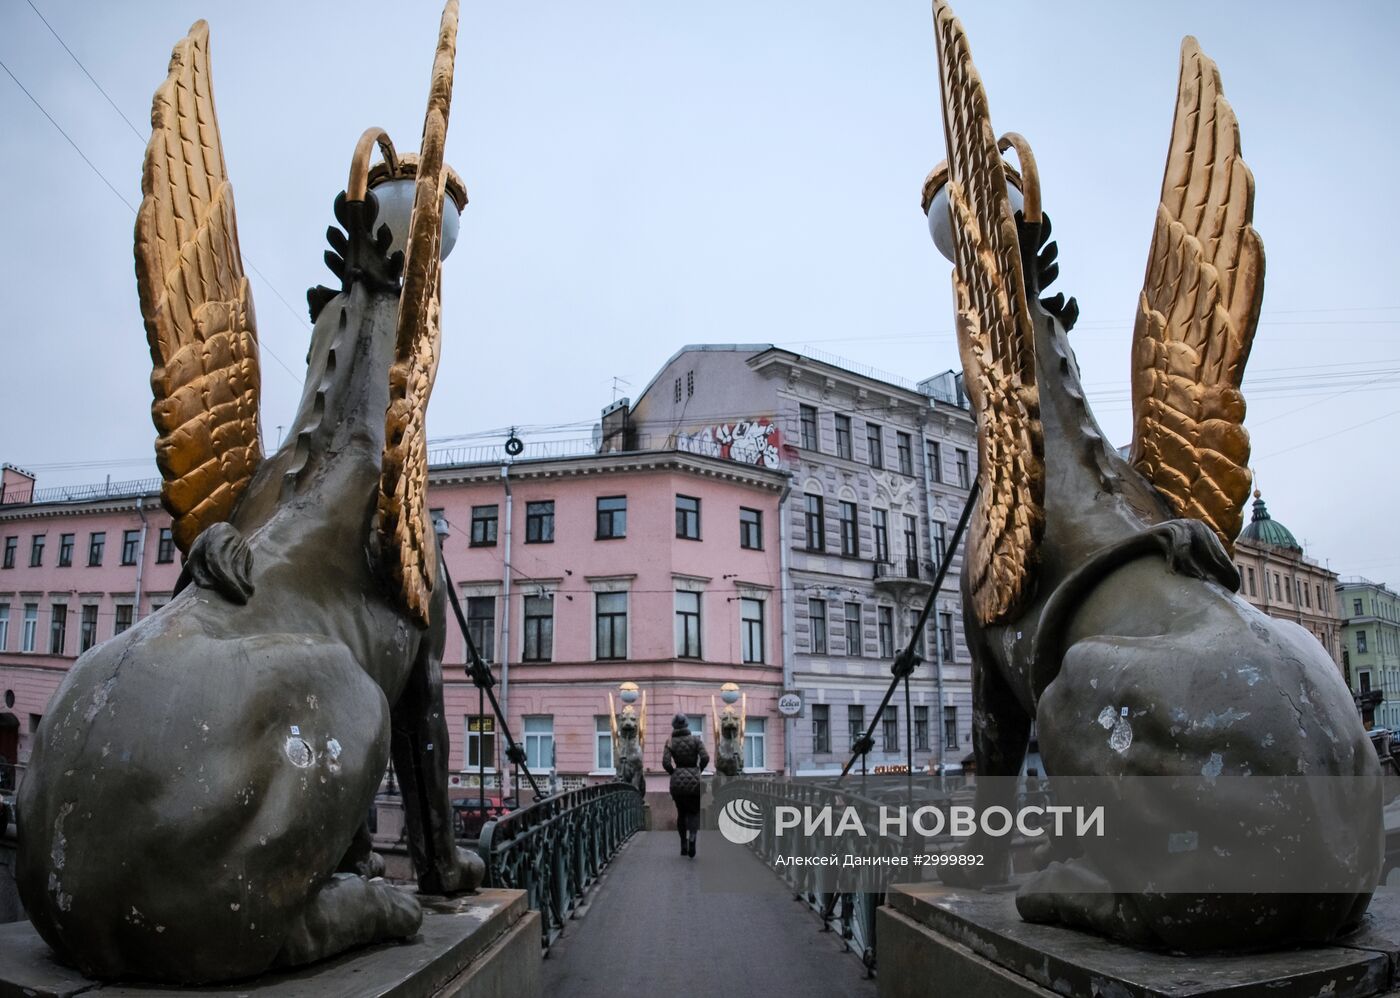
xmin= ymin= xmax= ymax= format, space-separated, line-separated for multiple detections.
xmin=544 ymin=830 xmax=877 ymax=998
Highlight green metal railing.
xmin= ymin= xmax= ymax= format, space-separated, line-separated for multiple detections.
xmin=475 ymin=782 xmax=644 ymax=951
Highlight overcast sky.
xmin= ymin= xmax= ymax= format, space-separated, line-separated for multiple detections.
xmin=2 ymin=1 xmax=1397 ymax=588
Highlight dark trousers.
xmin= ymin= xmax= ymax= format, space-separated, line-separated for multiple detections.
xmin=673 ymin=793 xmax=700 ymax=842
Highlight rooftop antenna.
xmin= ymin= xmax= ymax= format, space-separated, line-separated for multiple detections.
xmin=611 ymin=376 xmax=631 ymax=403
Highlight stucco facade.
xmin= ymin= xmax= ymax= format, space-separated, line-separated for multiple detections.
xmin=628 ymin=345 xmax=977 ymax=777
xmin=1337 ymin=577 xmax=1400 ymax=731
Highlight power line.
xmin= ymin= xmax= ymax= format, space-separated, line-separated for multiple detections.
xmin=23 ymin=0 xmax=145 ymax=143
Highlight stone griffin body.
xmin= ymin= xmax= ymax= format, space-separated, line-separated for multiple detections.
xmin=925 ymin=1 xmax=1379 ymax=952
xmin=16 ymin=7 xmax=481 ymax=984
xmin=712 ymin=693 xmax=746 ymax=786
xmin=608 ymin=689 xmax=647 ymax=793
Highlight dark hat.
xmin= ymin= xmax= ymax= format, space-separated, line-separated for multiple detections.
xmin=672 ymin=713 xmax=688 ymax=730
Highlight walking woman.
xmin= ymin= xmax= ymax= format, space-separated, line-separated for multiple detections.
xmin=663 ymin=713 xmax=709 ymax=857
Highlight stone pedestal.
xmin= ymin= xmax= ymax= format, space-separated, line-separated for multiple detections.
xmin=878 ymin=883 xmax=1400 ymax=998
xmin=0 ymin=888 xmax=540 ymax=998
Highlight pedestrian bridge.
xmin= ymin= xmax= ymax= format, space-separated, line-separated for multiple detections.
xmin=475 ymin=781 xmax=878 ymax=997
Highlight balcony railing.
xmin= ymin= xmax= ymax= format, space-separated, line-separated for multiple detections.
xmin=1 ymin=477 xmax=161 ymax=507
xmin=872 ymin=558 xmax=928 ymax=582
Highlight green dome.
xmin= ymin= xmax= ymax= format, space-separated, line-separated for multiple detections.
xmin=1239 ymin=493 xmax=1302 ymax=554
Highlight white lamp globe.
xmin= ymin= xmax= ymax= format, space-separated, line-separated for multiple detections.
xmin=369 ymin=178 xmax=461 ymax=261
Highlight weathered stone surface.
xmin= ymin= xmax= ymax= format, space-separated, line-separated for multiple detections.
xmin=881 ymin=883 xmax=1400 ymax=998
xmin=0 ymin=888 xmax=538 ymax=998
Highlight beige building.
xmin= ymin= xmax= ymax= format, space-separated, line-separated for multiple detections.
xmin=1232 ymin=491 xmax=1342 ymax=672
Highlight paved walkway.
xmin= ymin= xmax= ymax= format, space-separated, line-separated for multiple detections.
xmin=545 ymin=831 xmax=878 ymax=998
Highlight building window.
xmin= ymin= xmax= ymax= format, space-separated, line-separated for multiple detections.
xmin=30 ymin=535 xmax=45 ymax=567
xmin=596 ymin=592 xmax=628 ymax=660
xmin=915 ymin=705 xmax=930 ymax=750
xmin=1 ymin=537 xmax=15 ymax=569
xmin=739 ymin=507 xmax=762 ymax=550
xmin=944 ymin=706 xmax=959 ymax=748
xmin=809 ymin=598 xmax=828 ymax=654
xmin=937 ymin=611 xmax=955 ymax=660
xmin=58 ymin=533 xmax=74 ymax=568
xmin=896 ymin=432 xmax=913 ymax=475
xmin=687 ymin=715 xmax=707 ymax=746
xmin=1358 ymin=631 xmax=1368 ymax=654
xmin=926 ymin=440 xmax=943 ymax=483
xmin=902 ymin=515 xmax=919 ymax=577
xmin=878 ymin=606 xmax=894 ymax=658
xmin=525 ymin=501 xmax=554 ymax=543
xmin=799 ymin=404 xmax=818 ymax=450
xmin=686 ymin=369 xmax=694 ymax=398
xmin=50 ymin=604 xmax=67 ymax=655
xmin=0 ymin=603 xmax=8 ymax=651
xmin=933 ymin=521 xmax=947 ymax=569
xmin=1361 ymin=671 xmax=1373 ymax=693
xmin=114 ymin=604 xmax=132 ymax=635
xmin=22 ymin=604 xmax=38 ymax=652
xmin=675 ymin=591 xmax=701 ymax=658
xmin=79 ymin=605 xmax=98 ymax=653
xmin=465 ymin=715 xmax=496 ymax=770
xmin=873 ymin=509 xmax=889 ymax=564
xmin=675 ymin=495 xmax=701 ymax=540
xmin=848 ymin=705 xmax=865 ymax=750
xmin=1303 ymin=583 xmax=1310 ymax=608
xmin=883 ymin=706 xmax=900 ymax=752
xmin=1273 ymin=574 xmax=1281 ymax=600
xmin=741 ymin=598 xmax=765 ymax=663
xmin=844 ymin=602 xmax=862 ymax=656
xmin=812 ymin=704 xmax=830 ymax=754
xmin=596 ymin=496 xmax=627 ymax=539
xmin=866 ymin=423 xmax=884 ymax=469
xmin=1246 ymin=567 xmax=1256 ymax=597
xmin=835 ymin=415 xmax=852 ymax=460
xmin=955 ymin=448 xmax=970 ymax=488
xmin=470 ymin=505 xmax=498 ymax=546
xmin=839 ymin=501 xmax=858 ymax=557
xmin=908 ymin=610 xmax=926 ymax=659
xmin=466 ymin=596 xmax=495 ymax=662
xmin=1355 ymin=599 xmax=1364 ymax=616
xmin=595 ymin=716 xmax=614 ymax=771
xmin=156 ymin=528 xmax=175 ymax=564
xmin=674 ymin=378 xmax=682 ymax=404
xmin=744 ymin=717 xmax=766 ymax=770
xmin=522 ymin=595 xmax=553 ymax=662
xmin=804 ymin=494 xmax=825 ymax=551
xmin=523 ymin=716 xmax=554 ymax=771
xmin=88 ymin=532 xmax=105 ymax=566
xmin=121 ymin=530 xmax=140 ymax=566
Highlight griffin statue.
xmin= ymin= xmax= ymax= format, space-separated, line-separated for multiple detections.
xmin=608 ymin=687 xmax=647 ymax=794
xmin=712 ymin=691 xmax=747 ymax=787
xmin=924 ymin=0 xmax=1380 ymax=952
xmin=16 ymin=3 xmax=481 ymax=983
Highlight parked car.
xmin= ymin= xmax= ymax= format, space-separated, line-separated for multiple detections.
xmin=451 ymin=794 xmax=511 ymax=840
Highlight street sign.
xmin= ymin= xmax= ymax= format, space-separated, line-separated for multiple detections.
xmin=777 ymin=691 xmax=803 ymax=717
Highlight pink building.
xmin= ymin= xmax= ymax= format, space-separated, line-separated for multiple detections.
xmin=0 ymin=467 xmax=181 ymax=774
xmin=430 ymin=447 xmax=788 ymax=792
xmin=0 ymin=449 xmax=788 ymax=792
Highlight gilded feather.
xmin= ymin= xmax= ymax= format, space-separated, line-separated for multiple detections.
xmin=932 ymin=0 xmax=1045 ymax=626
xmin=377 ymin=1 xmax=459 ymax=626
xmin=134 ymin=21 xmax=261 ymax=556
xmin=1129 ymin=38 xmax=1265 ymax=552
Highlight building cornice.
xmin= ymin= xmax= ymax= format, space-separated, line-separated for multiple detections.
xmin=429 ymin=449 xmax=789 ymax=492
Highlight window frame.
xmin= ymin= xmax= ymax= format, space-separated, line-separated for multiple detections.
xmin=883 ymin=705 xmax=899 ymax=752
xmin=525 ymin=501 xmax=555 ymax=544
xmin=595 ymin=591 xmax=629 ymax=660
xmin=838 ymin=500 xmax=858 ymax=557
xmin=596 ymin=495 xmax=628 ymax=540
xmin=804 ymin=494 xmax=825 ymax=552
xmin=812 ymin=703 xmax=830 ymax=754
xmin=740 ymin=597 xmax=765 ymax=663
xmin=522 ymin=594 xmax=554 ymax=662
xmin=847 ymin=704 xmax=865 ymax=751
xmin=955 ymin=448 xmax=970 ymax=489
xmin=739 ymin=507 xmax=763 ymax=550
xmin=834 ymin=414 xmax=852 ymax=460
xmin=120 ymin=529 xmax=140 ymax=567
xmin=49 ymin=603 xmax=67 ymax=655
xmin=675 ymin=495 xmax=701 ymax=540
xmin=926 ymin=440 xmax=943 ymax=483
xmin=877 ymin=606 xmax=894 ymax=659
xmin=114 ymin=603 xmax=133 ymax=635
xmin=808 ymin=598 xmax=828 ymax=654
xmin=30 ymin=535 xmax=45 ymax=568
xmin=79 ymin=604 xmax=98 ymax=653
xmin=58 ymin=533 xmax=74 ymax=568
xmin=866 ymin=422 xmax=884 ymax=469
xmin=943 ymin=705 xmax=959 ymax=749
xmin=675 ymin=590 xmax=702 ymax=659
xmin=21 ymin=603 xmax=38 ymax=652
xmin=465 ymin=715 xmax=497 ymax=772
xmin=594 ymin=715 xmax=615 ymax=772
xmin=799 ymin=404 xmax=818 ymax=451
xmin=523 ymin=715 xmax=555 ymax=772
xmin=87 ymin=532 xmax=105 ymax=567
xmin=466 ymin=595 xmax=496 ymax=663
xmin=844 ymin=601 xmax=862 ymax=656
xmin=743 ymin=717 xmax=766 ymax=770
xmin=914 ymin=705 xmax=930 ymax=751
xmin=156 ymin=527 xmax=175 ymax=564
xmin=897 ymin=432 xmax=913 ymax=476
xmin=872 ymin=509 xmax=889 ymax=564
xmin=470 ymin=505 xmax=499 ymax=547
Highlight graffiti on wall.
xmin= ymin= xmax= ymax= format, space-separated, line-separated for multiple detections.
xmin=675 ymin=418 xmax=783 ymax=469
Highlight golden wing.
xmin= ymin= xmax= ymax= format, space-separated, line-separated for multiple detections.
xmin=134 ymin=21 xmax=261 ymax=556
xmin=378 ymin=1 xmax=459 ymax=626
xmin=932 ymin=0 xmax=1045 ymax=626
xmin=1129 ymin=38 xmax=1265 ymax=553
